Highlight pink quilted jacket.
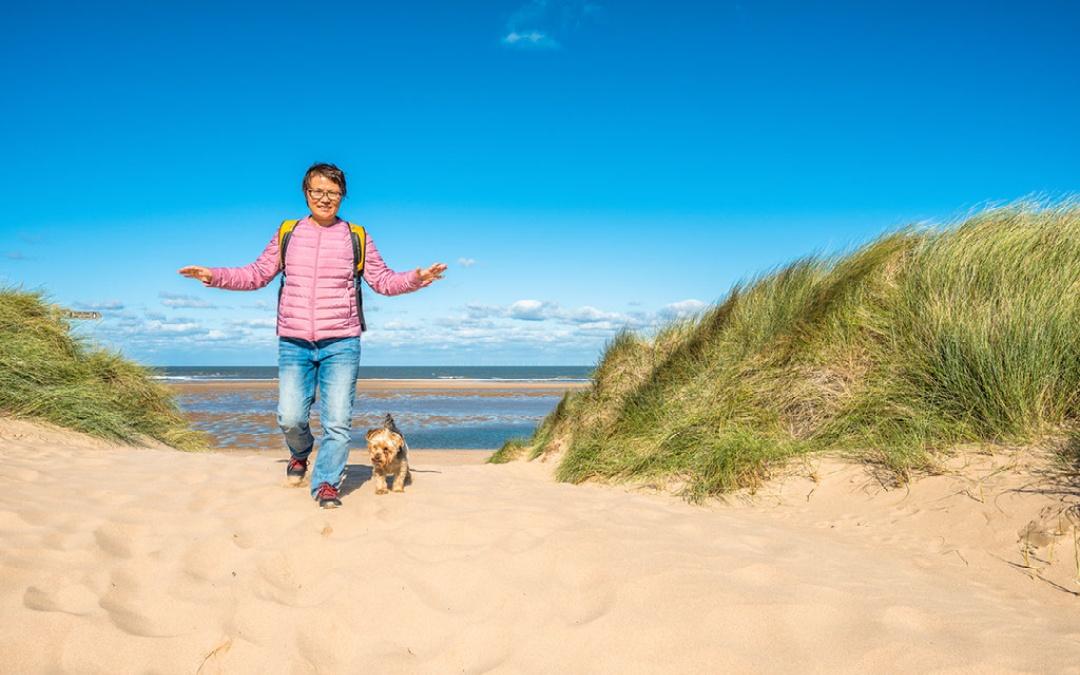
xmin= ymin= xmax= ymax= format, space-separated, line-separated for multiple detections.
xmin=208 ymin=217 xmax=422 ymax=341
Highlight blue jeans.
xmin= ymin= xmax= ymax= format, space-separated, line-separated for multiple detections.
xmin=277 ymin=336 xmax=361 ymax=495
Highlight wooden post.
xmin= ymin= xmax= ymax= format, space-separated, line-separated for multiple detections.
xmin=50 ymin=306 xmax=103 ymax=320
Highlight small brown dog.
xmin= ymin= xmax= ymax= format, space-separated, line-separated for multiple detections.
xmin=365 ymin=414 xmax=411 ymax=495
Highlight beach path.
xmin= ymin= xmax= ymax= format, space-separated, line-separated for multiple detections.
xmin=1 ymin=417 xmax=1078 ymax=673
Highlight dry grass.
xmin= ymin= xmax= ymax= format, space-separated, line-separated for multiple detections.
xmin=0 ymin=288 xmax=207 ymax=450
xmin=495 ymin=202 xmax=1080 ymax=501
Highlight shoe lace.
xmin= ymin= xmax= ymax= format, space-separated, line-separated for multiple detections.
xmin=316 ymin=483 xmax=338 ymax=500
xmin=289 ymin=458 xmax=306 ymax=471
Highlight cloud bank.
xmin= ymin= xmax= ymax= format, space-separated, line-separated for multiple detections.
xmin=78 ymin=294 xmax=708 ymax=362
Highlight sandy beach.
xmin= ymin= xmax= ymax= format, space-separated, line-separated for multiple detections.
xmin=2 ymin=417 xmax=1079 ymax=672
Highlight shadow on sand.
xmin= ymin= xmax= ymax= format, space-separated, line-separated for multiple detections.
xmin=274 ymin=458 xmax=444 ymax=498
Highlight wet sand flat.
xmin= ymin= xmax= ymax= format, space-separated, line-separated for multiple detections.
xmin=166 ymin=379 xmax=581 ymax=451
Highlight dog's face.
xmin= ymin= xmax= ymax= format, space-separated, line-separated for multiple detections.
xmin=366 ymin=428 xmax=404 ymax=469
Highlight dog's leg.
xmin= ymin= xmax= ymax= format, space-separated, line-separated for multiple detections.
xmin=373 ymin=470 xmax=388 ymax=495
xmin=394 ymin=459 xmax=411 ymax=491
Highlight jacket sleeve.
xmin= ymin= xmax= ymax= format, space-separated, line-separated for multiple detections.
xmin=207 ymin=231 xmax=281 ymax=291
xmin=362 ymin=232 xmax=423 ymax=296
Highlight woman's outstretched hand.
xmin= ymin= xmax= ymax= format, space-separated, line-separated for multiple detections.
xmin=178 ymin=265 xmax=213 ymax=285
xmin=418 ymin=263 xmax=447 ymax=287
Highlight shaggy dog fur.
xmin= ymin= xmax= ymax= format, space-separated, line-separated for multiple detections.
xmin=365 ymin=414 xmax=411 ymax=494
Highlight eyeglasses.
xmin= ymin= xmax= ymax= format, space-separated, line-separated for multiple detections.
xmin=306 ymin=189 xmax=343 ymax=202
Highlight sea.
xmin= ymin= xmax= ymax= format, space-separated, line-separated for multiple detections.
xmin=154 ymin=365 xmax=592 ymax=382
xmin=158 ymin=366 xmax=592 ymax=451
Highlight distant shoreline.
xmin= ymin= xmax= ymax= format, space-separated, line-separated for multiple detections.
xmin=166 ymin=378 xmax=591 ymax=394
xmin=152 ymin=365 xmax=594 ymax=387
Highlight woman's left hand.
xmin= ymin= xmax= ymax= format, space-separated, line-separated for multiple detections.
xmin=418 ymin=263 xmax=447 ymax=286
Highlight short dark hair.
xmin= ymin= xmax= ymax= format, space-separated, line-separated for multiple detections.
xmin=302 ymin=162 xmax=347 ymax=197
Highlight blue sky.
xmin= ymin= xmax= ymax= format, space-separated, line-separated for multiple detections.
xmin=2 ymin=0 xmax=1078 ymax=365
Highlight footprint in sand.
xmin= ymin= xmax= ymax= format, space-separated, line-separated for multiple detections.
xmin=229 ymin=530 xmax=257 ymax=549
xmin=0 ymin=508 xmax=32 ymax=531
xmin=93 ymin=522 xmax=157 ymax=558
xmin=23 ymin=583 xmax=100 ymax=616
xmin=253 ymin=551 xmax=348 ymax=608
xmin=98 ymin=570 xmax=206 ymax=637
xmin=183 ymin=534 xmax=245 ymax=582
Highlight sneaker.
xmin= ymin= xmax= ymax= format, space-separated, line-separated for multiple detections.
xmin=315 ymin=482 xmax=342 ymax=509
xmin=286 ymin=457 xmax=308 ymax=486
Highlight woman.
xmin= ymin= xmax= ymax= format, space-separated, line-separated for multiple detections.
xmin=179 ymin=163 xmax=446 ymax=508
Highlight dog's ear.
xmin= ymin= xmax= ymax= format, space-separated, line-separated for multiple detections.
xmin=388 ymin=432 xmax=404 ymax=450
xmin=365 ymin=428 xmax=378 ymax=441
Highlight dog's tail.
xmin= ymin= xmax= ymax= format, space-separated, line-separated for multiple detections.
xmin=383 ymin=413 xmax=402 ymax=436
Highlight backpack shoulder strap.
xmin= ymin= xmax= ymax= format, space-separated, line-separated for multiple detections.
xmin=347 ymin=223 xmax=366 ymax=274
xmin=277 ymin=219 xmax=301 ymax=271
xmin=347 ymin=223 xmax=367 ymax=332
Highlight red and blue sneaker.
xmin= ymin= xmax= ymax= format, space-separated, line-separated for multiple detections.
xmin=286 ymin=457 xmax=308 ymax=486
xmin=315 ymin=482 xmax=342 ymax=509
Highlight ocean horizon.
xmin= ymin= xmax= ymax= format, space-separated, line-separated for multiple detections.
xmin=153 ymin=365 xmax=594 ymax=383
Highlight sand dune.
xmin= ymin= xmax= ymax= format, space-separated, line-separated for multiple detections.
xmin=1 ymin=417 xmax=1078 ymax=673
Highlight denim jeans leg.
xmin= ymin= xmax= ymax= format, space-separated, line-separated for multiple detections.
xmin=277 ymin=338 xmax=317 ymax=462
xmin=309 ymin=337 xmax=360 ymax=494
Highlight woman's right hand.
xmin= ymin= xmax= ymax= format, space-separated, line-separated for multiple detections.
xmin=178 ymin=265 xmax=213 ymax=285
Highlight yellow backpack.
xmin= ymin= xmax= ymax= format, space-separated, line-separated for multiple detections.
xmin=277 ymin=219 xmax=368 ymax=332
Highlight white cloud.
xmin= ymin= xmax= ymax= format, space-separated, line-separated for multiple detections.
xmin=500 ymin=0 xmax=600 ymax=50
xmin=458 ymin=257 xmax=477 ymax=268
xmin=508 ymin=299 xmax=558 ymax=321
xmin=660 ymin=299 xmax=706 ymax=320
xmin=231 ymin=317 xmax=277 ymax=329
xmin=463 ymin=299 xmax=682 ymax=330
xmin=5 ymin=251 xmax=27 ymax=260
xmin=75 ymin=299 xmax=125 ymax=311
xmin=502 ymin=30 xmax=559 ymax=48
xmin=564 ymin=305 xmax=624 ymax=324
xmin=77 ymin=292 xmax=709 ymax=364
xmin=160 ymin=292 xmax=216 ymax=309
xmin=145 ymin=319 xmax=202 ymax=334
xmin=465 ymin=302 xmax=501 ymax=319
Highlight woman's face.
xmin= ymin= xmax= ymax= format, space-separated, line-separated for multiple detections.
xmin=305 ymin=174 xmax=344 ymax=222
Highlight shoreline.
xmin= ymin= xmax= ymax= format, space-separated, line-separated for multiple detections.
xmin=219 ymin=446 xmax=491 ymax=465
xmin=166 ymin=378 xmax=591 ymax=394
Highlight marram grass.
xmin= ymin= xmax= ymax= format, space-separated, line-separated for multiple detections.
xmin=493 ymin=203 xmax=1080 ymax=500
xmin=0 ymin=288 xmax=207 ymax=450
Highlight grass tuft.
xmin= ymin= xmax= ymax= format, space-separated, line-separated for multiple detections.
xmin=0 ymin=288 xmax=207 ymax=450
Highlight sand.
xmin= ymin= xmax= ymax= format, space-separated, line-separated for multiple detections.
xmin=2 ymin=417 xmax=1079 ymax=673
